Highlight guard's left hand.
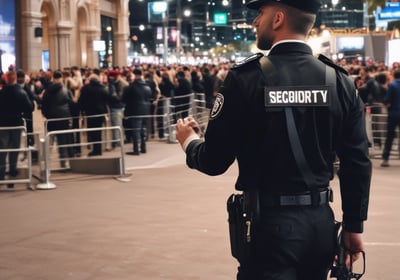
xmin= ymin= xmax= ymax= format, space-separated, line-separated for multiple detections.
xmin=176 ymin=116 xmax=200 ymax=146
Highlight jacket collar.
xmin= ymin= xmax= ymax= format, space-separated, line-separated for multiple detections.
xmin=268 ymin=41 xmax=313 ymax=56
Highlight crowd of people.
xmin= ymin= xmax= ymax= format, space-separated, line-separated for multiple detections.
xmin=0 ymin=62 xmax=230 ymax=184
xmin=340 ymin=58 xmax=400 ymax=167
xmin=0 ymin=55 xmax=399 ymax=186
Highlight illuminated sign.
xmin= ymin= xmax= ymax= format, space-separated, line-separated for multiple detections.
xmin=337 ymin=36 xmax=364 ymax=51
xmin=379 ymin=2 xmax=400 ymax=20
xmin=0 ymin=0 xmax=15 ymax=72
xmin=93 ymin=40 xmax=106 ymax=51
xmin=214 ymin=12 xmax=228 ymax=25
xmin=148 ymin=1 xmax=168 ymax=23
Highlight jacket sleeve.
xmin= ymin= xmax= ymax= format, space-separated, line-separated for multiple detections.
xmin=19 ymin=89 xmax=34 ymax=114
xmin=336 ymin=74 xmax=372 ymax=233
xmin=185 ymin=71 xmax=244 ymax=175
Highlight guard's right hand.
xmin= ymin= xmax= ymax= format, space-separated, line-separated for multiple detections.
xmin=176 ymin=116 xmax=200 ymax=147
xmin=342 ymin=231 xmax=364 ymax=266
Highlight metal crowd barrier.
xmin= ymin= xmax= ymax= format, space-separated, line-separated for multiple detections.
xmin=37 ymin=114 xmax=128 ymax=189
xmin=0 ymin=125 xmax=34 ymax=190
xmin=366 ymin=105 xmax=400 ymax=159
xmin=123 ymin=93 xmax=207 ymax=144
xmin=1 ymin=94 xmax=208 ymax=191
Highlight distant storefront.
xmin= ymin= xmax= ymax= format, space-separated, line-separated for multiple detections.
xmin=375 ymin=2 xmax=400 ymax=29
xmin=0 ymin=0 xmax=130 ymax=72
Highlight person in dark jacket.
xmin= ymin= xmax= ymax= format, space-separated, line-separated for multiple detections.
xmin=65 ymin=66 xmax=84 ymax=157
xmin=173 ymin=70 xmax=193 ymax=119
xmin=370 ymin=72 xmax=389 ymax=148
xmin=144 ymin=70 xmax=160 ymax=139
xmin=108 ymin=70 xmax=127 ymax=149
xmin=191 ymin=69 xmax=205 ymax=93
xmin=79 ymin=73 xmax=110 ymax=156
xmin=157 ymin=71 xmax=175 ymax=139
xmin=202 ymin=65 xmax=217 ymax=109
xmin=122 ymin=68 xmax=151 ymax=155
xmin=176 ymin=0 xmax=372 ymax=279
xmin=381 ymin=70 xmax=400 ymax=167
xmin=41 ymin=70 xmax=74 ymax=167
xmin=0 ymin=71 xmax=34 ymax=188
xmin=17 ymin=69 xmax=40 ymax=149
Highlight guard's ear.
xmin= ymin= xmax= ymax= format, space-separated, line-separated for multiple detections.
xmin=272 ymin=10 xmax=285 ymax=30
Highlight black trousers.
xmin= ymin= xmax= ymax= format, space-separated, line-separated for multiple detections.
xmin=87 ymin=116 xmax=105 ymax=155
xmin=237 ymin=204 xmax=336 ymax=280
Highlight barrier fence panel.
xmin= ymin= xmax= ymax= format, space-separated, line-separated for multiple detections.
xmin=164 ymin=93 xmax=208 ymax=143
xmin=0 ymin=125 xmax=33 ymax=190
xmin=26 ymin=93 xmax=208 ymax=189
xmin=366 ymin=105 xmax=400 ymax=159
xmin=122 ymin=93 xmax=208 ymax=145
xmin=38 ymin=115 xmax=127 ymax=189
xmin=192 ymin=93 xmax=208 ymax=135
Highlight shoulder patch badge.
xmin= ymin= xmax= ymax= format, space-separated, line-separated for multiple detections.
xmin=232 ymin=53 xmax=264 ymax=69
xmin=210 ymin=93 xmax=224 ymax=120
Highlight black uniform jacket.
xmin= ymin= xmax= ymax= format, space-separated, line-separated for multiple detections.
xmin=122 ymin=79 xmax=152 ymax=116
xmin=0 ymin=84 xmax=34 ymax=126
xmin=79 ymin=79 xmax=110 ymax=116
xmin=41 ymin=82 xmax=72 ymax=119
xmin=185 ymin=42 xmax=371 ymax=233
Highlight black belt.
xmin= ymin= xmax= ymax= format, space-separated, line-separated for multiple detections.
xmin=260 ymin=189 xmax=333 ymax=207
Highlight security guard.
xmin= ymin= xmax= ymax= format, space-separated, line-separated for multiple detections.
xmin=176 ymin=0 xmax=372 ymax=279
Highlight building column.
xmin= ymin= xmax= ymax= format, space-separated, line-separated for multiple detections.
xmin=56 ymin=21 xmax=74 ymax=69
xmin=87 ymin=1 xmax=101 ymax=68
xmin=86 ymin=30 xmax=100 ymax=68
xmin=19 ymin=11 xmax=43 ymax=72
xmin=113 ymin=32 xmax=128 ymax=67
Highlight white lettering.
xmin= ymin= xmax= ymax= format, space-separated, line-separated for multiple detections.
xmin=304 ymin=91 xmax=312 ymax=103
xmin=269 ymin=91 xmax=276 ymax=103
xmin=320 ymin=90 xmax=328 ymax=103
xmin=312 ymin=90 xmax=318 ymax=102
xmin=276 ymin=91 xmax=282 ymax=103
xmin=289 ymin=91 xmax=295 ymax=103
xmin=282 ymin=91 xmax=288 ymax=103
xmin=298 ymin=91 xmax=304 ymax=103
xmin=267 ymin=88 xmax=328 ymax=105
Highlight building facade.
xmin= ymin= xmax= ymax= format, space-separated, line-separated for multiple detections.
xmin=15 ymin=0 xmax=130 ymax=72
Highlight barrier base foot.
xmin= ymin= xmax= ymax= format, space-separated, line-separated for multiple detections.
xmin=36 ymin=182 xmax=57 ymax=190
xmin=114 ymin=173 xmax=133 ymax=183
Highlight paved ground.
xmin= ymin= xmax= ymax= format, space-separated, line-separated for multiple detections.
xmin=0 ymin=140 xmax=399 ymax=280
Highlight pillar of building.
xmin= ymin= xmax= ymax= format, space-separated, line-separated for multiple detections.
xmin=113 ymin=32 xmax=128 ymax=67
xmin=56 ymin=21 xmax=74 ymax=69
xmin=47 ymin=26 xmax=59 ymax=70
xmin=19 ymin=10 xmax=44 ymax=72
xmin=113 ymin=2 xmax=129 ymax=67
xmin=88 ymin=1 xmax=102 ymax=68
xmin=86 ymin=29 xmax=101 ymax=68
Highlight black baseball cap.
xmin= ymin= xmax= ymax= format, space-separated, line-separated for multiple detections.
xmin=246 ymin=0 xmax=321 ymax=14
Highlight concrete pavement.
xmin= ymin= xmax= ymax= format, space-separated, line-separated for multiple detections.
xmin=0 ymin=140 xmax=399 ymax=280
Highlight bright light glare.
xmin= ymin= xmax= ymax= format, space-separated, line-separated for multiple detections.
xmin=152 ymin=2 xmax=168 ymax=13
